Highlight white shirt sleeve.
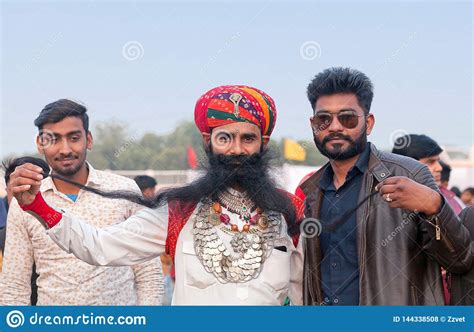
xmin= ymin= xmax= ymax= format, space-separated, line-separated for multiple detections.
xmin=46 ymin=204 xmax=169 ymax=267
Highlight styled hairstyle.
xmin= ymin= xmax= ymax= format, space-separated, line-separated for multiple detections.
xmin=34 ymin=99 xmax=89 ymax=132
xmin=307 ymin=67 xmax=374 ymax=114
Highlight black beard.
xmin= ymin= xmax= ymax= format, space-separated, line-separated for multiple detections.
xmin=51 ymin=152 xmax=84 ymax=177
xmin=35 ymin=148 xmax=300 ymax=236
xmin=314 ymin=127 xmax=367 ymax=160
xmin=160 ymin=148 xmax=298 ymax=234
xmin=52 ymin=163 xmax=82 ymax=177
xmin=205 ymin=151 xmax=269 ymax=200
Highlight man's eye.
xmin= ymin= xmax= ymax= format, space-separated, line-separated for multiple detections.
xmin=40 ymin=135 xmax=55 ymax=145
xmin=70 ymin=136 xmax=80 ymax=142
xmin=216 ymin=133 xmax=231 ymax=142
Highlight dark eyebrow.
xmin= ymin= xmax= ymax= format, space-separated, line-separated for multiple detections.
xmin=339 ymin=108 xmax=357 ymax=112
xmin=67 ymin=130 xmax=83 ymax=136
xmin=316 ymin=108 xmax=357 ymax=114
xmin=45 ymin=130 xmax=83 ymax=138
xmin=241 ymin=133 xmax=258 ymax=139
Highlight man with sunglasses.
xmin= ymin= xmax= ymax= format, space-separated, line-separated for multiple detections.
xmin=298 ymin=67 xmax=471 ymax=305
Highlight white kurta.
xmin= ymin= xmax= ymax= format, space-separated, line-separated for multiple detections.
xmin=47 ymin=202 xmax=304 ymax=305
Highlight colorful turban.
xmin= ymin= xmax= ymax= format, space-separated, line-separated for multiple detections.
xmin=194 ymin=85 xmax=277 ymax=136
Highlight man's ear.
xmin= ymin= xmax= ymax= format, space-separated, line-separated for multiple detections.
xmin=36 ymin=135 xmax=45 ymax=155
xmin=201 ymin=132 xmax=211 ymax=146
xmin=86 ymin=131 xmax=93 ymax=150
xmin=262 ymin=135 xmax=270 ymax=147
xmin=366 ymin=113 xmax=375 ymax=136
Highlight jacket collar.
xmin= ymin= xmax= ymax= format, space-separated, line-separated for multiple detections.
xmin=300 ymin=142 xmax=392 ymax=196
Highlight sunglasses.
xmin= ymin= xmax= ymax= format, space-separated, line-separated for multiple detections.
xmin=311 ymin=110 xmax=365 ymax=131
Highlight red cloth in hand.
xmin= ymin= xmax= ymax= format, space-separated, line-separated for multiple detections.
xmin=20 ymin=192 xmax=63 ymax=228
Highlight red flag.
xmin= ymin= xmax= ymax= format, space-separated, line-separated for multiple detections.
xmin=187 ymin=145 xmax=198 ymax=169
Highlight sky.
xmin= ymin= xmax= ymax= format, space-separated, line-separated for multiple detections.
xmin=1 ymin=0 xmax=472 ymax=159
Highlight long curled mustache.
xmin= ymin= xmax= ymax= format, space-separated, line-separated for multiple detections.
xmin=26 ymin=148 xmax=300 ymax=236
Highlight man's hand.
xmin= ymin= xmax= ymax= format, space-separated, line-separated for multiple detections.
xmin=376 ymin=176 xmax=442 ymax=216
xmin=8 ymin=163 xmax=44 ymax=206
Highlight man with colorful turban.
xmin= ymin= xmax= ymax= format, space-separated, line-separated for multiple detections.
xmin=9 ymin=85 xmax=305 ymax=305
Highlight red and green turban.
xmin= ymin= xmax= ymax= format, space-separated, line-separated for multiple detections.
xmin=194 ymin=85 xmax=277 ymax=136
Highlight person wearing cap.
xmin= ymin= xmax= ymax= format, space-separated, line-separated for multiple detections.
xmin=9 ymin=86 xmax=305 ymax=305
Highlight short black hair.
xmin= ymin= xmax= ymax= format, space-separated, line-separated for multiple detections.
xmin=34 ymin=99 xmax=89 ymax=132
xmin=391 ymin=134 xmax=443 ymax=160
xmin=134 ymin=175 xmax=157 ymax=191
xmin=307 ymin=67 xmax=374 ymax=114
xmin=463 ymin=187 xmax=474 ymax=195
xmin=2 ymin=157 xmax=50 ymax=184
xmin=440 ymin=160 xmax=451 ymax=183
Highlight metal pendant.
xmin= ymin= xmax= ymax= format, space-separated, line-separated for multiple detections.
xmin=192 ymin=200 xmax=282 ymax=283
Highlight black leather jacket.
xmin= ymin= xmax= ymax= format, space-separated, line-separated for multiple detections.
xmin=450 ymin=206 xmax=474 ymax=305
xmin=300 ymin=143 xmax=472 ymax=305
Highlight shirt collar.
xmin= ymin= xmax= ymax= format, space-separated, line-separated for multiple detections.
xmin=41 ymin=162 xmax=100 ymax=193
xmin=319 ymin=164 xmax=335 ymax=191
xmin=353 ymin=143 xmax=370 ymax=174
xmin=319 ymin=143 xmax=370 ymax=191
